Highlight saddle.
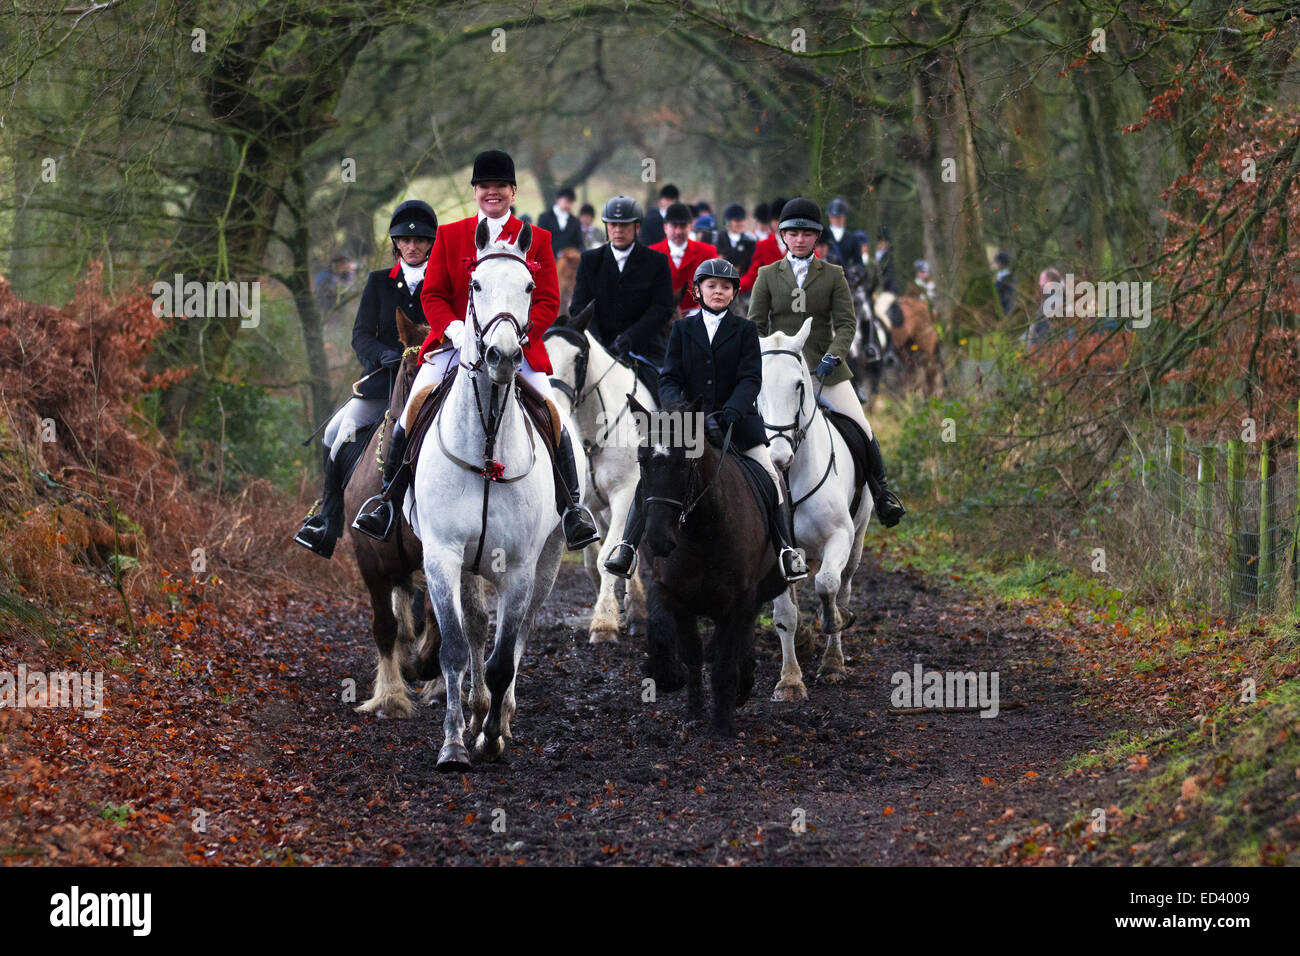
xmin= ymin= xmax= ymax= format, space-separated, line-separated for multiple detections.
xmin=400 ymin=360 xmax=566 ymax=508
xmin=818 ymin=405 xmax=870 ymax=517
xmin=730 ymin=450 xmax=788 ymax=547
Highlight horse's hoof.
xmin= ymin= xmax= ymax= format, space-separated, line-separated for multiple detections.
xmin=356 ymin=695 xmax=414 ymax=718
xmin=588 ymin=626 xmax=620 ymax=645
xmin=649 ymin=661 xmax=687 ymax=694
xmin=817 ymin=668 xmax=848 ymax=685
xmin=474 ymin=732 xmax=506 ymax=761
xmin=628 ymin=617 xmax=647 ymax=638
xmin=420 ymin=678 xmax=446 ymax=704
xmin=436 ymin=743 xmax=472 ymax=771
xmin=772 ymin=681 xmax=809 ymax=702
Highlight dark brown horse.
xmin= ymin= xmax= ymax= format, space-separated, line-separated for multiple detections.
xmin=631 ymin=396 xmax=787 ymax=735
xmin=345 ymin=309 xmax=441 ymax=716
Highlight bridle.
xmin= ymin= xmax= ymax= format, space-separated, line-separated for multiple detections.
xmin=761 ymin=348 xmax=814 ymax=455
xmin=460 ymin=251 xmax=534 ymax=373
xmin=543 ymin=325 xmax=639 ymax=508
xmin=642 ymin=421 xmax=733 ymax=528
xmin=759 ymin=347 xmax=838 ymax=511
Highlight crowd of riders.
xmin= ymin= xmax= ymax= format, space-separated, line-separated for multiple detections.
xmin=295 ymin=151 xmax=906 ymax=571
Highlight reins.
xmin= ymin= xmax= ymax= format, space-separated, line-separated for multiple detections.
xmin=760 ymin=347 xmax=838 ymax=511
xmin=644 ymin=422 xmax=733 ymax=527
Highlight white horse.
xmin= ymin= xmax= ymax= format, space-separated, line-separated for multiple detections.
xmin=543 ymin=304 xmax=653 ymax=644
xmin=757 ymin=318 xmax=872 ymax=700
xmin=409 ymin=222 xmax=572 ymax=771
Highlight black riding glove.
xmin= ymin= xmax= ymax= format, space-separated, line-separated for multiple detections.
xmin=815 ymin=353 xmax=842 ymax=379
xmin=721 ymin=407 xmax=742 ymax=429
xmin=612 ymin=334 xmax=632 ymax=359
xmin=379 ymin=348 xmax=404 ymax=369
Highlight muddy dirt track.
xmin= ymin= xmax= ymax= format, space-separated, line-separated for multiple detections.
xmin=258 ymin=550 xmax=1115 ymax=865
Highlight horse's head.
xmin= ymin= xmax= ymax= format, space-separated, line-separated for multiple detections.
xmin=758 ymin=317 xmax=814 ymax=471
xmin=542 ymin=301 xmax=596 ymax=421
xmin=466 ymin=220 xmax=535 ymax=386
xmin=631 ymin=393 xmax=703 ymax=559
xmin=391 ymin=307 xmax=430 ymax=417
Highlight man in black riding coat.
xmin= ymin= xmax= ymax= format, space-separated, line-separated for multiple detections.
xmin=293 ymin=199 xmax=437 ymax=558
xmin=603 ymin=258 xmax=807 ymax=584
xmin=568 ymin=195 xmax=675 ymax=399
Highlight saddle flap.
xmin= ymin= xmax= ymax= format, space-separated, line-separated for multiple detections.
xmin=820 ymin=408 xmax=870 ymax=517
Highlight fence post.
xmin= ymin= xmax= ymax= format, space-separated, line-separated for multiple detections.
xmin=1259 ymin=438 xmax=1276 ymax=611
xmin=1168 ymin=425 xmax=1186 ymax=519
xmin=1227 ymin=439 xmax=1245 ymax=611
xmin=1197 ymin=444 xmax=1215 ymax=559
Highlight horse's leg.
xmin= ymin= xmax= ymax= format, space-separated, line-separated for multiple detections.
xmin=709 ymin=603 xmax=756 ymax=736
xmin=626 ymin=562 xmax=649 ymax=637
xmin=771 ymin=585 xmax=808 ymax=701
xmin=463 ymin=575 xmax=491 ymax=739
xmin=588 ymin=486 xmax=633 ymax=644
xmin=416 ymin=587 xmax=446 ymax=703
xmin=426 ymin=552 xmax=472 ymax=770
xmin=677 ymin=608 xmax=704 ymax=721
xmin=582 ymin=540 xmax=601 ymax=590
xmin=356 ymin=578 xmax=415 ymax=717
xmin=478 ymin=567 xmax=536 ymax=760
xmin=815 ymin=527 xmax=854 ymax=684
xmin=497 ymin=531 xmax=562 ymax=741
xmin=646 ymin=581 xmax=687 ymax=694
xmin=838 ymin=526 xmax=866 ymax=628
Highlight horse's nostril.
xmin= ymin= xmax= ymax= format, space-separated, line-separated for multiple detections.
xmin=512 ymin=349 xmax=522 ymax=364
xmin=486 ymin=346 xmax=500 ymax=363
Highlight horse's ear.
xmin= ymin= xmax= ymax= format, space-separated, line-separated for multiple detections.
xmin=571 ymin=300 xmax=595 ymax=333
xmin=517 ymin=221 xmax=533 ymax=255
xmin=793 ymin=315 xmax=814 ymax=351
xmin=475 ymin=218 xmax=491 ymax=251
xmin=628 ymin=393 xmax=649 ymax=418
xmin=396 ymin=307 xmax=422 ymax=348
xmin=553 ymin=311 xmax=568 ymax=328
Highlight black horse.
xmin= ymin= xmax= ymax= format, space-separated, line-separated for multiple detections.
xmin=630 ymin=395 xmax=787 ymax=735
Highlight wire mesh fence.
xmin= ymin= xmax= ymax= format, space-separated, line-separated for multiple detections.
xmin=1141 ymin=427 xmax=1298 ymax=613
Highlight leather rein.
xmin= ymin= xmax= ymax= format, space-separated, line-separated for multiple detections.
xmin=760 ymin=347 xmax=838 ymax=510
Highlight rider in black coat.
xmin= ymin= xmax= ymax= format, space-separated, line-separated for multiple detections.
xmin=294 ymin=200 xmax=436 ymax=558
xmin=568 ymin=195 xmax=675 ymax=396
xmin=604 ymin=258 xmax=807 ymax=583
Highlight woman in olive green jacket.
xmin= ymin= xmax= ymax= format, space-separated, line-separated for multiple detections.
xmin=747 ymin=197 xmax=905 ymax=526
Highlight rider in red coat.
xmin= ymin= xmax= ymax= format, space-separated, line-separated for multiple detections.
xmin=415 ymin=213 xmax=559 ymax=373
xmin=353 ymin=149 xmax=598 ymax=550
xmin=650 ymin=202 xmax=718 ymax=312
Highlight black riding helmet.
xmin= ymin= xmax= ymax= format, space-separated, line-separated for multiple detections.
xmin=602 ymin=195 xmax=643 ymax=223
xmin=664 ymin=202 xmax=694 ymax=225
xmin=778 ymin=197 xmax=823 ymax=232
xmin=691 ymin=257 xmax=741 ymax=301
xmin=389 ymin=200 xmax=438 ymax=261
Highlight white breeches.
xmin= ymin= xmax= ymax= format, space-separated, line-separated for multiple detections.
xmin=743 ymin=443 xmax=784 ymax=504
xmin=400 ymin=347 xmax=553 ymax=430
xmin=819 ymin=380 xmax=875 ymax=440
xmin=323 ymin=397 xmax=386 ymax=460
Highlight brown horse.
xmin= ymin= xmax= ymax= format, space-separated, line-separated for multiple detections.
xmin=344 ymin=310 xmax=441 ymax=717
xmin=556 ymin=247 xmax=582 ymax=316
xmin=873 ymin=290 xmax=944 ymax=397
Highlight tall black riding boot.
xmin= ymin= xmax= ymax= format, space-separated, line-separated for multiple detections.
xmin=556 ymin=426 xmax=600 ymax=551
xmin=603 ymin=492 xmax=645 ymax=579
xmin=353 ymin=423 xmax=408 ymax=540
xmin=772 ymin=480 xmax=808 ymax=583
xmin=865 ymin=434 xmax=906 ymax=527
xmin=294 ymin=447 xmax=345 ymax=558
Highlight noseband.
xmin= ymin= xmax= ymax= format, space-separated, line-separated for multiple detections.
xmin=761 ymin=348 xmax=812 ymax=454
